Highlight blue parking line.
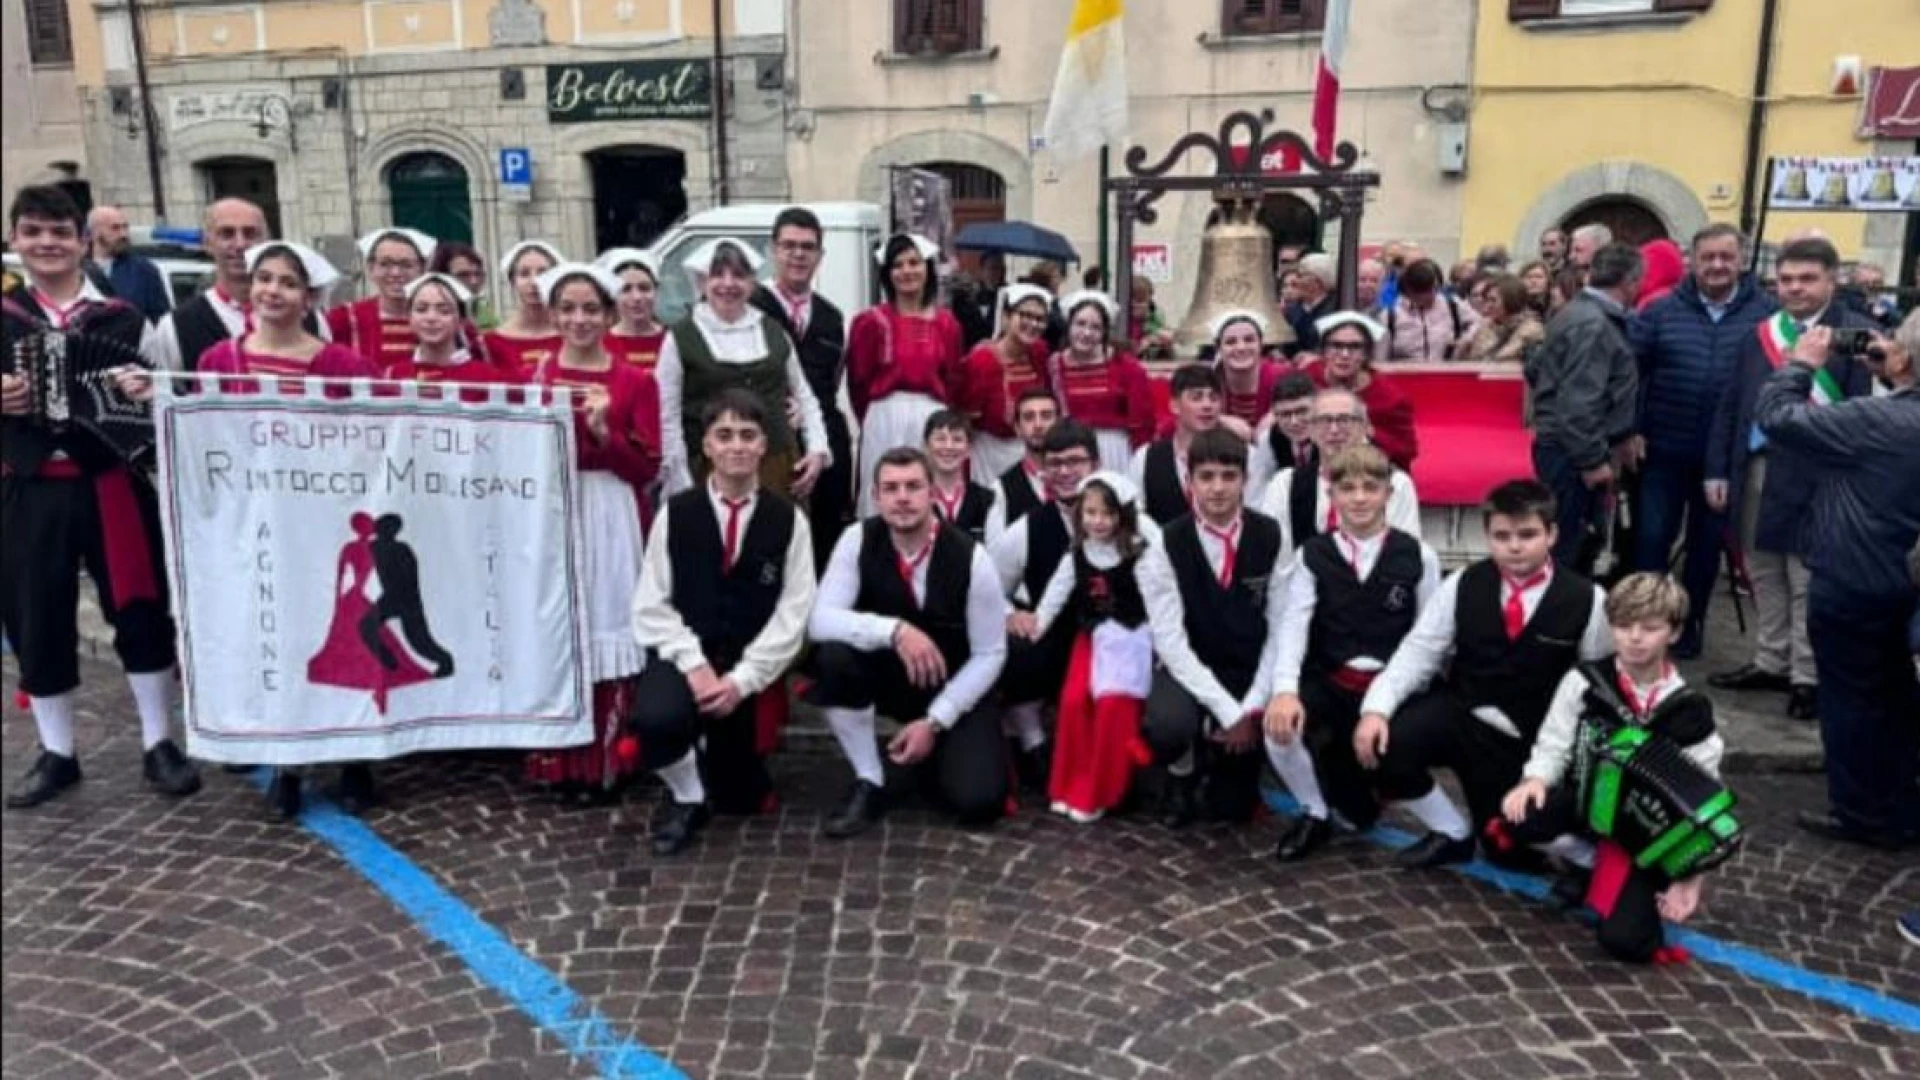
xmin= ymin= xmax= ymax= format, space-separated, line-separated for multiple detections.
xmin=247 ymin=771 xmax=685 ymax=1079
xmin=1261 ymin=790 xmax=1920 ymax=1034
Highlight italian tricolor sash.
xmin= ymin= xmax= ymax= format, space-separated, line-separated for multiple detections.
xmin=1759 ymin=313 xmax=1842 ymax=405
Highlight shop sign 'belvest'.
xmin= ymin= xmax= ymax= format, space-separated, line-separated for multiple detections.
xmin=546 ymin=59 xmax=712 ymax=123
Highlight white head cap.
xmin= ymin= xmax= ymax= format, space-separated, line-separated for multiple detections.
xmin=499 ymin=240 xmax=564 ymax=279
xmin=992 ymin=283 xmax=1053 ymax=338
xmin=1060 ymin=289 xmax=1119 ymax=324
xmin=536 ymin=263 xmax=624 ymax=308
xmin=356 ymin=227 xmax=437 ymax=265
xmin=681 ymin=237 xmax=765 ymax=284
xmin=595 ymin=247 xmax=661 ymax=281
xmin=1314 ymin=310 xmax=1388 ymax=344
xmin=404 ymin=272 xmax=473 ymax=309
xmin=245 ymin=241 xmax=340 ymax=292
xmin=1077 ymin=469 xmax=1140 ymax=509
xmin=1207 ymin=308 xmax=1271 ymax=343
xmin=875 ymin=232 xmax=941 ymax=266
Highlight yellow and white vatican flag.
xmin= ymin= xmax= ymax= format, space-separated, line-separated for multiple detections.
xmin=1041 ymin=0 xmax=1128 ymax=160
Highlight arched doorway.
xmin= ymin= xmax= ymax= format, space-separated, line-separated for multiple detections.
xmin=386 ymin=152 xmax=473 ymax=244
xmin=199 ymin=156 xmax=281 ymax=237
xmin=920 ymin=161 xmax=1006 ymax=275
xmin=587 ymin=146 xmax=687 ymax=253
xmin=1563 ymin=197 xmax=1668 ymax=248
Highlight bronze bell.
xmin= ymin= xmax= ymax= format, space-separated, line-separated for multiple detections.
xmin=1173 ymin=195 xmax=1296 ymax=355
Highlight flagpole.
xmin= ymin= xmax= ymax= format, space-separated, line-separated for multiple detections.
xmin=1098 ymin=145 xmax=1112 ymax=285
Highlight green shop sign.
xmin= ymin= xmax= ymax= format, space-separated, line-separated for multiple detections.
xmin=546 ymin=59 xmax=711 ymax=123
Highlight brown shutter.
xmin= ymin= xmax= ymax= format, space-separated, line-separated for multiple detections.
xmin=962 ymin=0 xmax=984 ymax=51
xmin=1652 ymin=0 xmax=1714 ymax=13
xmin=1508 ymin=0 xmax=1562 ymax=20
xmin=24 ymin=0 xmax=75 ymax=66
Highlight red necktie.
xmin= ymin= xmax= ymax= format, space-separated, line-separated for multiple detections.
xmin=1339 ymin=532 xmax=1364 ymax=575
xmin=721 ymin=497 xmax=750 ymax=572
xmin=1502 ymin=570 xmax=1548 ymax=641
xmin=1614 ymin=665 xmax=1672 ymax=719
xmin=1294 ymin=444 xmax=1311 ymax=470
xmin=783 ymin=292 xmax=808 ymax=337
xmin=896 ymin=527 xmax=938 ymax=605
xmin=1324 ymin=499 xmax=1339 ymax=534
xmin=1203 ymin=520 xmax=1240 ymax=587
xmin=29 ymin=288 xmax=83 ymax=329
xmin=1024 ymin=459 xmax=1052 ymax=503
xmin=933 ymin=484 xmax=965 ymax=524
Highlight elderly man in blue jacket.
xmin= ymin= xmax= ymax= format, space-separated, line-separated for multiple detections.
xmin=1758 ymin=311 xmax=1920 ymax=851
xmin=1705 ymin=237 xmax=1875 ymax=720
xmin=1630 ymin=225 xmax=1775 ymax=657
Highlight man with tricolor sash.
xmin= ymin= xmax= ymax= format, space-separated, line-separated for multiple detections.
xmin=1706 ymin=237 xmax=1876 ymax=721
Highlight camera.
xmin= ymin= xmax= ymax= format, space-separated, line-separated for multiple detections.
xmin=1829 ymin=327 xmax=1871 ymax=361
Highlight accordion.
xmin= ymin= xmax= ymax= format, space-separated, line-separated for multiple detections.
xmin=6 ymin=324 xmax=157 ymax=466
xmin=1573 ymin=685 xmax=1743 ymax=881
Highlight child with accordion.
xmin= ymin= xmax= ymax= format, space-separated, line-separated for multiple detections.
xmin=1498 ymin=573 xmax=1734 ymax=965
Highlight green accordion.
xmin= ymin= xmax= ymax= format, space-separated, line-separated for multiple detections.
xmin=1578 ymin=723 xmax=1743 ymax=880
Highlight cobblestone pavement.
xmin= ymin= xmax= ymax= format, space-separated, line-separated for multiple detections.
xmin=4 ymin=658 xmax=1917 ymax=1079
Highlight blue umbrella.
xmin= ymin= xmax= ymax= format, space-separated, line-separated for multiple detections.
xmin=953 ymin=221 xmax=1080 ymax=265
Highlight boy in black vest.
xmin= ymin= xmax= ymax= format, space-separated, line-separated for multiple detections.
xmin=1129 ymin=363 xmax=1222 ymax=527
xmin=925 ymin=409 xmax=995 ymax=542
xmin=808 ymin=447 xmax=1012 ymax=838
xmin=1248 ymin=371 xmax=1317 ymax=506
xmin=1262 ymin=445 xmax=1441 ymax=860
xmin=1257 ymin=388 xmax=1423 ymax=563
xmin=1498 ymin=573 xmax=1724 ymax=964
xmin=3 ymin=184 xmax=200 ymax=808
xmin=1356 ymin=480 xmax=1613 ymax=868
xmin=1139 ymin=429 xmax=1289 ymax=827
xmin=983 ymin=388 xmax=1060 ymax=545
xmin=631 ymin=390 xmax=817 ymax=855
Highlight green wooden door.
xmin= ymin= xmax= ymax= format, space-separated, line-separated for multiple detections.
xmin=387 ymin=152 xmax=473 ymax=245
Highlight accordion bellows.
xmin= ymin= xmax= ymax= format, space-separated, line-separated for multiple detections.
xmin=1581 ymin=724 xmax=1743 ymax=880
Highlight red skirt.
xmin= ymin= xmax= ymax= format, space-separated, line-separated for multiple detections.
xmin=1047 ymin=632 xmax=1151 ymax=817
xmin=524 ymin=678 xmax=640 ymax=790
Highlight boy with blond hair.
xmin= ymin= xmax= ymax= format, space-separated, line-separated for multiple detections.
xmin=1499 ymin=572 xmax=1726 ymax=963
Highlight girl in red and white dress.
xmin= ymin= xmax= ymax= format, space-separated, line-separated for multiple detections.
xmin=480 ymin=241 xmax=565 ymax=377
xmin=1011 ymin=471 xmax=1155 ymax=822
xmin=1210 ymin=308 xmax=1291 ymax=441
xmin=383 ymin=273 xmax=524 ymax=387
xmin=847 ymin=233 xmax=965 ymax=516
xmin=521 ymin=264 xmax=662 ymax=804
xmin=326 ymin=227 xmax=434 ymax=374
xmin=952 ymin=283 xmax=1051 ymax=482
xmin=1048 ymin=291 xmax=1157 ymax=474
xmin=596 ymin=248 xmax=668 ymax=372
xmin=196 ymin=242 xmax=383 ymax=819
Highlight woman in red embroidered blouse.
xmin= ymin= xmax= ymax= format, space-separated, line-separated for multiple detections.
xmin=383 ymin=274 xmax=523 ymax=387
xmin=1305 ymin=312 xmax=1419 ymax=471
xmin=325 ymin=227 xmax=434 ymax=374
xmin=597 ymin=247 xmax=668 ymax=372
xmin=846 ymin=233 xmax=965 ymax=515
xmin=480 ymin=241 xmax=565 ymax=377
xmin=199 ymin=243 xmax=380 ymax=388
xmin=1211 ymin=308 xmax=1293 ymax=442
xmin=522 ymin=264 xmax=661 ymax=804
xmin=953 ymin=283 xmax=1052 ymax=482
xmin=1048 ymin=290 xmax=1156 ymax=474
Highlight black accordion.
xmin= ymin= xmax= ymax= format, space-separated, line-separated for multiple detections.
xmin=5 ymin=317 xmax=157 ymax=467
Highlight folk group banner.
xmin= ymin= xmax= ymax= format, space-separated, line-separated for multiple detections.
xmin=155 ymin=380 xmax=593 ymax=765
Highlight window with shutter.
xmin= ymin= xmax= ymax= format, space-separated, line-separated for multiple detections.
xmin=25 ymin=0 xmax=75 ymax=66
xmin=894 ymin=0 xmax=985 ymax=55
xmin=1223 ymin=0 xmax=1328 ymax=37
xmin=1508 ymin=0 xmax=1563 ymax=19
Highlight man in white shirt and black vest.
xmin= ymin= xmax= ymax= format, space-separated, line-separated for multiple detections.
xmin=982 ymin=387 xmax=1060 ymax=546
xmin=1247 ymin=370 xmax=1317 ymax=506
xmin=1138 ymin=429 xmax=1290 ymax=827
xmin=807 ymin=447 xmax=1012 ymax=838
xmin=1355 ymin=479 xmax=1613 ymax=868
xmin=2 ymin=184 xmax=200 ymax=807
xmin=1128 ymin=363 xmax=1222 ymax=528
xmin=1258 ymin=387 xmax=1422 ymax=563
xmin=750 ymin=207 xmax=852 ymax=573
xmin=140 ymin=198 xmax=285 ymax=372
xmin=630 ymin=390 xmax=817 ymax=855
xmin=1261 ymin=445 xmax=1442 ymax=861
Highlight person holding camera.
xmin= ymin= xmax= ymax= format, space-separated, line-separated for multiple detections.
xmin=1705 ymin=238 xmax=1877 ymax=721
xmin=1753 ymin=310 xmax=1919 ymax=851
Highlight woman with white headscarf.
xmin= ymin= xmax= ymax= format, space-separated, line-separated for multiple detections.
xmin=521 ymin=263 xmax=661 ymax=805
xmin=847 ymin=232 xmax=966 ymax=515
xmin=1048 ymin=290 xmax=1156 ymax=473
xmin=596 ymin=247 xmax=667 ymax=371
xmin=1210 ymin=308 xmax=1289 ymax=441
xmin=385 ymin=273 xmax=523 ymax=385
xmin=482 ymin=240 xmax=565 ymax=375
xmin=327 ymin=227 xmax=436 ymax=371
xmin=952 ymin=283 xmax=1053 ymax=481
xmin=1305 ymin=311 xmax=1420 ymax=470
xmin=200 ymin=242 xmax=379 ymax=385
xmin=656 ymin=237 xmax=831 ymax=498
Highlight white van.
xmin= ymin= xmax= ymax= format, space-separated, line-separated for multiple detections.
xmin=645 ymin=201 xmax=884 ymax=324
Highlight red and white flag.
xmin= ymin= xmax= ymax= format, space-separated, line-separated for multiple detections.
xmin=1311 ymin=0 xmax=1353 ymax=162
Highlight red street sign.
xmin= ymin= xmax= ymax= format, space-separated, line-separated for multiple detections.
xmin=1860 ymin=66 xmax=1920 ymax=139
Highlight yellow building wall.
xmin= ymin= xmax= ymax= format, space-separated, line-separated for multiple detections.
xmin=1463 ymin=0 xmax=1918 ymax=257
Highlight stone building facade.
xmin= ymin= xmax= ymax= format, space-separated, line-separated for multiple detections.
xmin=69 ymin=0 xmax=786 ymax=286
xmin=3 ymin=0 xmax=89 ymax=209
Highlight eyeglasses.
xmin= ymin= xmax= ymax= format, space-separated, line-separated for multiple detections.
xmin=1275 ymin=405 xmax=1313 ymax=421
xmin=1310 ymin=414 xmax=1366 ymax=429
xmin=775 ymin=241 xmax=819 ymax=254
xmin=1010 ymin=310 xmax=1046 ymax=325
xmin=1043 ymin=454 xmax=1094 ymax=471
